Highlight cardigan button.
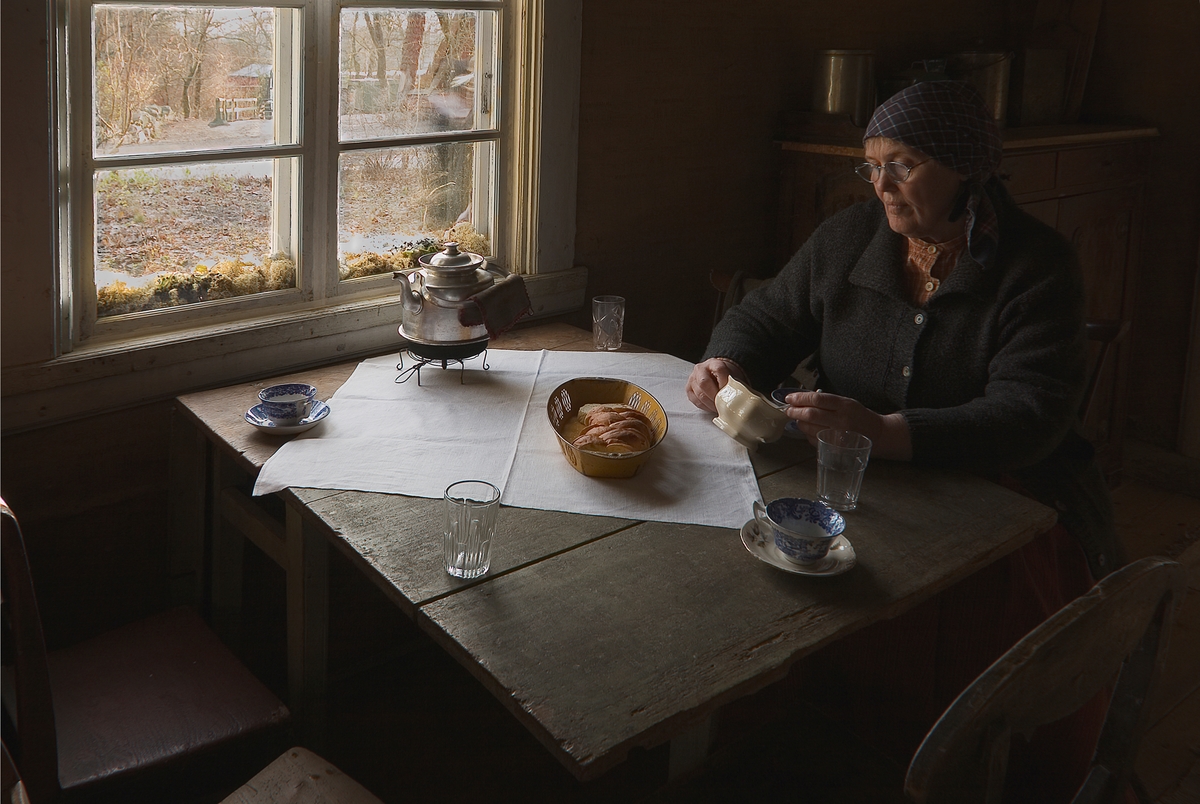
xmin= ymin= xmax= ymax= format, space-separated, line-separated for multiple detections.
xmin=901 ymin=366 xmax=911 ymax=377
xmin=914 ymin=313 xmax=925 ymax=325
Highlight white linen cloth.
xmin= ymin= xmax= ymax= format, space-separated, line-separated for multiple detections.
xmin=253 ymin=349 xmax=760 ymax=529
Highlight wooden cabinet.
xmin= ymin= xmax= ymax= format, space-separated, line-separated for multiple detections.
xmin=775 ymin=124 xmax=1157 ymax=482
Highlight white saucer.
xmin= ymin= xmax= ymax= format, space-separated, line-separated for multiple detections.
xmin=246 ymin=400 xmax=330 ymax=435
xmin=739 ymin=519 xmax=856 ymax=576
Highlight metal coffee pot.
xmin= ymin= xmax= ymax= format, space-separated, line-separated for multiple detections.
xmin=392 ymin=241 xmax=508 ymax=348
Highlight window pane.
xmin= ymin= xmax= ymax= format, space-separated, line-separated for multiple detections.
xmin=338 ymin=142 xmax=493 ymax=280
xmin=95 ymin=160 xmax=295 ymax=317
xmin=338 ymin=8 xmax=496 ymax=142
xmin=93 ymin=5 xmax=291 ymax=157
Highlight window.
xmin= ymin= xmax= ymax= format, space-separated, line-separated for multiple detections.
xmin=64 ymin=1 xmax=510 ymax=344
xmin=0 ymin=0 xmax=579 ymax=429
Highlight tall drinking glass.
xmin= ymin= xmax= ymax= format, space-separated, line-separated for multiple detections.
xmin=592 ymin=295 xmax=625 ymax=351
xmin=443 ymin=480 xmax=500 ymax=578
xmin=816 ymin=429 xmax=872 ymax=511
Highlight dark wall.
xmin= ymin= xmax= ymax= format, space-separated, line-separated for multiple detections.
xmin=1 ymin=403 xmax=174 ymax=647
xmin=1079 ymin=0 xmax=1200 ymax=447
xmin=572 ymin=0 xmax=1199 ymax=450
xmin=572 ymin=0 xmax=1005 ymax=360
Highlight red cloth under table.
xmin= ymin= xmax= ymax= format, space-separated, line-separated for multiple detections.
xmin=798 ymin=521 xmax=1117 ymax=802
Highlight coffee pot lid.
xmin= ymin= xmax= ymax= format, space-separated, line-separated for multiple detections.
xmin=421 ymin=242 xmax=484 ymax=270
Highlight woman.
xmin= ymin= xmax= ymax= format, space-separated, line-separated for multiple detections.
xmin=689 ymin=82 xmax=1120 ymax=799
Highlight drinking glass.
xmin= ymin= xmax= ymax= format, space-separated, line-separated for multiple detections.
xmin=443 ymin=480 xmax=500 ymax=578
xmin=816 ymin=429 xmax=872 ymax=511
xmin=592 ymin=295 xmax=625 ymax=351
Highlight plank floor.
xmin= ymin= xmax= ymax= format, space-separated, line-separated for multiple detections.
xmin=217 ymin=440 xmax=1200 ymax=803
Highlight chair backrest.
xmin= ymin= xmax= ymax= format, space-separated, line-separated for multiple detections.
xmin=904 ymin=555 xmax=1188 ymax=804
xmin=710 ymin=268 xmax=773 ymax=332
xmin=1 ymin=498 xmax=61 ymax=803
xmin=1081 ymin=319 xmax=1131 ymax=422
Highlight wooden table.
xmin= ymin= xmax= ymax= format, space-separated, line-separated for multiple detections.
xmin=172 ymin=322 xmax=1057 ymax=782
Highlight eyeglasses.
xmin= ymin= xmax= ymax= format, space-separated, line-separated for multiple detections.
xmin=854 ymin=158 xmax=932 ymax=184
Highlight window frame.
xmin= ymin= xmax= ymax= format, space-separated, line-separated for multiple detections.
xmin=66 ymin=0 xmax=508 ymax=344
xmin=1 ymin=0 xmax=583 ymax=430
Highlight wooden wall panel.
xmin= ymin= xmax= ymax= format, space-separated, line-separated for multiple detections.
xmin=0 ymin=0 xmax=56 ymax=368
xmin=1072 ymin=0 xmax=1199 ymax=448
xmin=573 ymin=0 xmax=1197 ymax=449
xmin=0 ymin=402 xmax=174 ymax=648
xmin=572 ymin=0 xmax=1009 ymax=362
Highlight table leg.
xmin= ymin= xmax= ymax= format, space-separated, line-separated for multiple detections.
xmin=286 ymin=503 xmax=328 ymax=745
xmin=211 ymin=452 xmax=245 ymax=645
xmin=668 ymin=715 xmax=713 ymax=781
xmin=166 ymin=412 xmax=208 ymax=607
xmin=167 ymin=409 xmax=207 ymax=607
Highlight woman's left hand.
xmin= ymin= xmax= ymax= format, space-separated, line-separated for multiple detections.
xmin=782 ymin=390 xmax=913 ymax=461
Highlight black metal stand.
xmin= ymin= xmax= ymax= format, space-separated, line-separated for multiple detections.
xmin=395 ymin=348 xmax=490 ymax=386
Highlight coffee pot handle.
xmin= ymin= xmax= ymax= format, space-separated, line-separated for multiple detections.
xmin=484 ymin=259 xmax=510 ymax=280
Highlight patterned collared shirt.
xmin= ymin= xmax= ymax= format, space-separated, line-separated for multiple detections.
xmin=904 ymin=230 xmax=968 ymax=306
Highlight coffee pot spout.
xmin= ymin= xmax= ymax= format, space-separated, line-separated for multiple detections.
xmin=392 ymin=270 xmax=424 ymax=314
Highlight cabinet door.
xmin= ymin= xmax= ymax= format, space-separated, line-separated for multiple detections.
xmin=777 ymin=152 xmax=872 ymax=267
xmin=1056 ymin=185 xmax=1140 ymax=477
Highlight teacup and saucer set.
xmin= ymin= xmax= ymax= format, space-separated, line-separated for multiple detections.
xmin=741 ymin=496 xmax=856 ymax=577
xmin=246 ymin=382 xmax=331 ymax=434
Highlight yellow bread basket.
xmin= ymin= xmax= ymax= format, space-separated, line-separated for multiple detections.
xmin=547 ymin=377 xmax=668 ymax=479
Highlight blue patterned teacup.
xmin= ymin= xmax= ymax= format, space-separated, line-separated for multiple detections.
xmin=752 ymin=497 xmax=845 ymax=564
xmin=258 ymin=383 xmax=317 ymax=426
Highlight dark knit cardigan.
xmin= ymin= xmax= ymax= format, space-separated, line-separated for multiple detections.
xmin=704 ymin=194 xmax=1120 ymax=577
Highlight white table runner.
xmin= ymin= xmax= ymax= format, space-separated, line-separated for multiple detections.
xmin=253 ymin=349 xmax=760 ymax=529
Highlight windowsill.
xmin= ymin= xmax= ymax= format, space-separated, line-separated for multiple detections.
xmin=1 ymin=267 xmax=587 ymax=433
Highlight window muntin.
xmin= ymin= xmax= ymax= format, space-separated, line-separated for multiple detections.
xmin=71 ymin=1 xmax=502 ymax=339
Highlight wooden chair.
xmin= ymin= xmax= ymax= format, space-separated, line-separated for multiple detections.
xmin=3 ymin=740 xmax=31 ymax=804
xmin=1081 ymin=319 xmax=1131 ymax=422
xmin=0 ymin=497 xmax=291 ymax=803
xmin=219 ymin=747 xmax=383 ymax=804
xmin=904 ymin=555 xmax=1188 ymax=804
xmin=709 ymin=267 xmax=819 ymax=390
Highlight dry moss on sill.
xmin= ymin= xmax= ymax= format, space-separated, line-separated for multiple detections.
xmin=97 ymin=253 xmax=296 ymax=317
xmin=96 ymin=224 xmax=492 ymax=317
xmin=338 ymin=224 xmax=492 ymax=280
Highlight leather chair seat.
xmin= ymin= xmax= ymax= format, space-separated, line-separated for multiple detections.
xmin=47 ymin=606 xmax=289 ymax=790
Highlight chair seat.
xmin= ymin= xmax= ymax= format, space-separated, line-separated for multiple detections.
xmin=220 ymin=747 xmax=383 ymax=804
xmin=47 ymin=606 xmax=289 ymax=790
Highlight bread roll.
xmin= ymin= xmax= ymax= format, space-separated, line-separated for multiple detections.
xmin=571 ymin=403 xmax=655 ymax=454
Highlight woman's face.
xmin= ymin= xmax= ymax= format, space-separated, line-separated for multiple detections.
xmin=863 ymin=137 xmax=966 ymax=242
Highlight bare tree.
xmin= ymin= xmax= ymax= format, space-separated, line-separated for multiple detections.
xmin=399 ymin=11 xmax=426 ymax=94
xmin=364 ymin=11 xmax=390 ymax=92
xmin=179 ymin=9 xmax=216 ymax=119
xmin=94 ymin=7 xmax=171 ymax=145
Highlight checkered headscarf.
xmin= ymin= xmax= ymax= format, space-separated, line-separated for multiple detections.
xmin=864 ymin=81 xmax=1001 ymax=181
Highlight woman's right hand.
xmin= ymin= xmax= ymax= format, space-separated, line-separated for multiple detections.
xmin=686 ymin=357 xmax=747 ymax=413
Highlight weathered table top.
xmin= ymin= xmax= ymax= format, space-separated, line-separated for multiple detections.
xmin=175 ymin=322 xmax=1057 ymax=781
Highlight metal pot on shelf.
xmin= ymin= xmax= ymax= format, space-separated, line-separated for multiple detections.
xmin=812 ymin=50 xmax=876 ymax=127
xmin=946 ymin=51 xmax=1012 ymax=126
